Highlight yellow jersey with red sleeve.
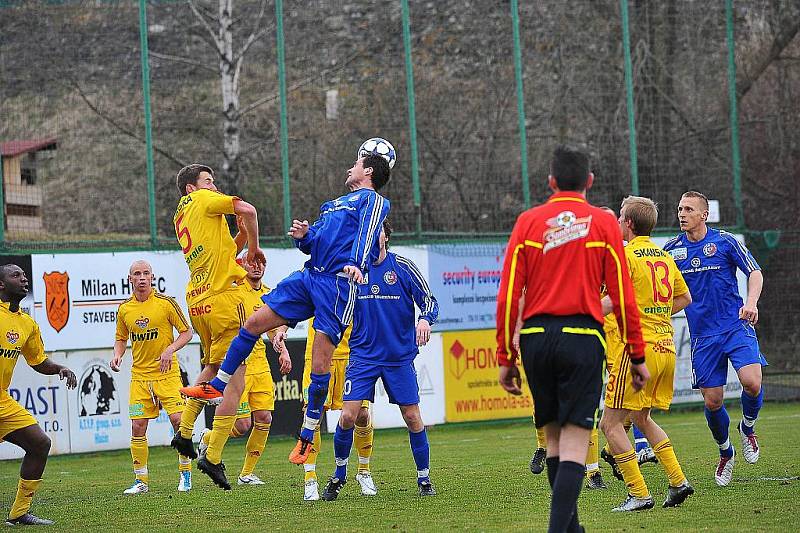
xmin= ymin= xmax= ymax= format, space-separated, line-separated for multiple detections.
xmin=115 ymin=291 xmax=190 ymax=381
xmin=0 ymin=301 xmax=47 ymax=440
xmin=625 ymin=236 xmax=689 ymax=351
xmin=241 ymin=283 xmax=272 ymax=376
xmin=173 ymin=187 xmax=247 ymax=306
xmin=304 ymin=318 xmax=352 ymax=362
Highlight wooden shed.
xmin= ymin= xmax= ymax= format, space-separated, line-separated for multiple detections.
xmin=1 ymin=137 xmax=56 ymax=235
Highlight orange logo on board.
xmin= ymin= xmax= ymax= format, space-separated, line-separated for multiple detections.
xmin=43 ymin=271 xmax=70 ymax=333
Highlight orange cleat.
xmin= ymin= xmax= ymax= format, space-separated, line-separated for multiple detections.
xmin=181 ymin=382 xmax=223 ymax=404
xmin=288 ymin=437 xmax=313 ymax=465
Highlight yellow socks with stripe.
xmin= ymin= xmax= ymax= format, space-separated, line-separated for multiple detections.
xmin=206 ymin=415 xmax=235 ymax=465
xmin=8 ymin=478 xmax=42 ymax=520
xmin=614 ymin=449 xmax=649 ymax=497
xmin=130 ymin=436 xmax=149 ymax=483
xmin=179 ymin=398 xmax=205 ymax=439
xmin=653 ymin=438 xmax=686 ymax=487
xmin=304 ymin=425 xmax=322 ymax=481
xmin=585 ymin=428 xmax=599 ymax=474
xmin=354 ymin=422 xmax=374 ymax=473
xmin=178 ymin=453 xmax=191 ymax=473
xmin=230 ymin=425 xmax=244 ymax=438
xmin=241 ymin=422 xmax=271 ymax=477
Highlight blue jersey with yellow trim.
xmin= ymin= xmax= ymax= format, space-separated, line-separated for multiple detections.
xmin=664 ymin=228 xmax=760 ymax=338
xmin=350 ymin=252 xmax=438 ymax=365
xmin=294 ymin=188 xmax=390 ymax=275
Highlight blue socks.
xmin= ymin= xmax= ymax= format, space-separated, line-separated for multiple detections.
xmin=210 ymin=328 xmax=259 ymax=392
xmin=633 ymin=425 xmax=649 ymax=453
xmin=300 ymin=372 xmax=330 ymax=442
xmin=333 ymin=424 xmax=354 ymax=481
xmin=740 ymin=388 xmax=763 ymax=436
xmin=409 ymin=429 xmax=430 ymax=484
xmin=705 ymin=405 xmax=733 ymax=457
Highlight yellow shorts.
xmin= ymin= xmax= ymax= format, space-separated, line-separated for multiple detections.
xmin=302 ymin=359 xmax=369 ymax=411
xmin=605 ymin=342 xmax=675 ymax=412
xmin=189 ymin=287 xmax=248 ymax=366
xmin=129 ymin=374 xmax=186 ymax=419
xmin=236 ymin=371 xmax=275 ymax=419
xmin=0 ymin=394 xmax=38 ymax=442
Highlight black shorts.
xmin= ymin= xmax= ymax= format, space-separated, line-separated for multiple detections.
xmin=520 ymin=314 xmax=606 ymax=430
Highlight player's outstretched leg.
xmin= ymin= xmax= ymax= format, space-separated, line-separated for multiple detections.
xmin=738 ymin=386 xmax=763 ymax=464
xmin=3 ymin=426 xmax=55 ymax=526
xmin=322 ymin=423 xmax=354 ymax=501
xmin=703 ymin=398 xmax=735 ymax=486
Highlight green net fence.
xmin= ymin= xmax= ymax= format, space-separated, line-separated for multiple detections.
xmin=0 ymin=0 xmax=798 ymax=370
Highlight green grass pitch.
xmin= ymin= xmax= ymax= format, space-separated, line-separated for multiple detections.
xmin=1 ymin=403 xmax=798 ymax=531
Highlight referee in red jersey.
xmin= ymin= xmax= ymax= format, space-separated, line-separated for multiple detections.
xmin=496 ymin=145 xmax=648 ymax=533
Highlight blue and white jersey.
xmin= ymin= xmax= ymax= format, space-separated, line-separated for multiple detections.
xmin=294 ymin=188 xmax=390 ymax=275
xmin=350 ymin=252 xmax=439 ymax=365
xmin=663 ymin=228 xmax=760 ymax=338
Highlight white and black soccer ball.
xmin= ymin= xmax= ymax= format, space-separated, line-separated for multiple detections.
xmin=358 ymin=137 xmax=396 ymax=169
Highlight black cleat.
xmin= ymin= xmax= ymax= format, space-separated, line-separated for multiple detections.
xmin=663 ymin=481 xmax=694 ymax=508
xmin=197 ymin=456 xmax=231 ymax=490
xmin=601 ymin=448 xmax=623 ymax=481
xmin=529 ymin=447 xmax=547 ymax=475
xmin=418 ymin=480 xmax=437 ymax=496
xmin=5 ymin=513 xmax=55 ymax=526
xmin=321 ymin=477 xmax=346 ymax=501
xmin=586 ymin=470 xmax=607 ymax=490
xmin=171 ymin=433 xmax=197 ymax=459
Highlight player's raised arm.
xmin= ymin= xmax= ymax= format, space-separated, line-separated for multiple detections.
xmin=290 ymin=218 xmax=320 ymax=254
xmin=233 ymin=199 xmax=265 ymax=268
xmin=397 ymin=255 xmax=439 ymax=346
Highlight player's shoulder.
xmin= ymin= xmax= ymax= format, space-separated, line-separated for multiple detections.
xmin=393 ymin=253 xmax=419 ymax=272
xmin=154 ymin=292 xmax=185 ymax=313
xmin=117 ymin=295 xmax=136 ymax=312
xmin=662 ymin=233 xmax=685 ymax=250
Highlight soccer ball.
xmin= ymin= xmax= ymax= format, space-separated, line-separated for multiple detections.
xmin=358 ymin=137 xmax=396 ymax=169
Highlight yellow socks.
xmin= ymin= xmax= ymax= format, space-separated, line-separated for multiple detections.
xmin=178 ymin=453 xmax=191 ymax=473
xmin=130 ymin=436 xmax=149 ymax=483
xmin=230 ymin=425 xmax=244 ymax=438
xmin=179 ymin=398 xmax=205 ymax=439
xmin=354 ymin=422 xmax=374 ymax=473
xmin=241 ymin=422 xmax=271 ymax=477
xmin=304 ymin=425 xmax=322 ymax=481
xmin=8 ymin=478 xmax=42 ymax=520
xmin=206 ymin=415 xmax=235 ymax=465
xmin=614 ymin=449 xmax=649 ymax=498
xmin=653 ymin=438 xmax=686 ymax=487
xmin=585 ymin=428 xmax=599 ymax=474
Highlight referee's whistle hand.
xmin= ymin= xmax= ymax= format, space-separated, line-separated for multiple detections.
xmin=499 ymin=365 xmax=523 ymax=396
xmin=630 ymin=361 xmax=650 ymax=392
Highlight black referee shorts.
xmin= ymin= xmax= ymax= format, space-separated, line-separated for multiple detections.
xmin=519 ymin=314 xmax=606 ymax=430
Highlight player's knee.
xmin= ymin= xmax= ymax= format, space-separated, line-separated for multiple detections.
xmin=703 ymin=395 xmax=724 ymax=411
xmin=401 ymin=408 xmax=423 ymax=430
xmin=355 ymin=408 xmax=370 ymax=427
xmin=253 ymin=410 xmax=272 ymax=425
xmin=30 ymin=432 xmax=51 ymax=457
xmin=598 ymin=416 xmax=613 ymax=436
xmin=131 ymin=419 xmax=148 ymax=436
xmin=339 ymin=410 xmax=358 ymax=429
xmin=741 ymin=380 xmax=761 ymax=397
xmin=235 ymin=418 xmax=252 ymax=434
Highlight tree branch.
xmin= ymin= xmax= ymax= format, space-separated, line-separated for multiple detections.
xmin=737 ymin=7 xmax=800 ymax=100
xmin=148 ymin=50 xmax=217 ymax=74
xmin=188 ymin=0 xmax=224 ymax=56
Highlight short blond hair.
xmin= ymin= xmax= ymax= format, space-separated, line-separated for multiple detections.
xmin=681 ymin=190 xmax=709 ymax=211
xmin=621 ymin=195 xmax=658 ymax=236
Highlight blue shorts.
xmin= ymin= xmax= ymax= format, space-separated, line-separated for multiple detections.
xmin=262 ymin=269 xmax=356 ymax=346
xmin=690 ymin=321 xmax=768 ymax=389
xmin=343 ymin=359 xmax=420 ymax=406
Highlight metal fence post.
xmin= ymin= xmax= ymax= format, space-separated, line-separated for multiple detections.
xmin=138 ymin=0 xmax=157 ymax=247
xmin=511 ymin=0 xmax=531 ymax=209
xmin=620 ymin=0 xmax=639 ymax=195
xmin=276 ymin=0 xmax=291 ymax=235
xmin=401 ymin=0 xmax=422 ymax=238
xmin=726 ymin=0 xmax=744 ymax=229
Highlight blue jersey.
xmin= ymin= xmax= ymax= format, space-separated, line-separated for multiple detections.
xmin=350 ymin=252 xmax=439 ymax=365
xmin=664 ymin=228 xmax=760 ymax=338
xmin=294 ymin=188 xmax=390 ymax=274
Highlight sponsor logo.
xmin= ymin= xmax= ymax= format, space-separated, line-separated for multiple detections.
xmin=543 ymin=212 xmax=592 ymax=253
xmin=78 ymin=362 xmax=120 ymax=417
xmin=43 ymin=271 xmax=70 ymax=333
xmin=448 ymin=339 xmax=496 ymax=380
xmin=370 ymin=284 xmax=380 ymax=295
xmin=669 ymin=247 xmax=688 ymax=261
xmin=135 ymin=317 xmax=149 ymax=329
xmin=383 ymin=270 xmax=398 ymax=285
xmin=703 ymin=243 xmax=717 ymax=257
xmin=691 ymin=257 xmax=701 ymax=268
xmin=6 ymin=331 xmax=19 ymax=344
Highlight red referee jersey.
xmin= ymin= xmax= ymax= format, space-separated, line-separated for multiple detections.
xmin=495 ymin=191 xmax=645 ymax=366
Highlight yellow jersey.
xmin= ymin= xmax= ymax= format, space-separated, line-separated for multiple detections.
xmin=173 ymin=187 xmax=247 ymax=306
xmin=625 ymin=236 xmax=689 ymax=351
xmin=305 ymin=318 xmax=352 ymax=361
xmin=0 ymin=301 xmax=47 ymax=397
xmin=116 ymin=291 xmax=190 ymax=380
xmin=241 ymin=283 xmax=270 ymax=376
